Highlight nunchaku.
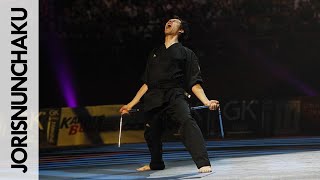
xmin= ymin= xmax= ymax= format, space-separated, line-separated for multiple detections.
xmin=118 ymin=106 xmax=224 ymax=147
xmin=118 ymin=109 xmax=140 ymax=147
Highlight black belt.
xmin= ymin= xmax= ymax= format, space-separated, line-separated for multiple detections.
xmin=147 ymin=83 xmax=191 ymax=98
xmin=148 ymin=82 xmax=183 ymax=89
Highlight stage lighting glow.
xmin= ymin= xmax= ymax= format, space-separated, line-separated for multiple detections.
xmin=58 ymin=71 xmax=77 ymax=108
xmin=259 ymin=52 xmax=318 ymax=96
xmin=47 ymin=33 xmax=78 ymax=107
xmin=229 ymin=33 xmax=318 ymax=97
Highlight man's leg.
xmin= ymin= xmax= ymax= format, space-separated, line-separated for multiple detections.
xmin=141 ymin=109 xmax=165 ymax=170
xmin=167 ymin=98 xmax=211 ymax=172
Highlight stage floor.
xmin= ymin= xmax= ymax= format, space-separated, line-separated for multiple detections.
xmin=40 ymin=137 xmax=320 ymax=179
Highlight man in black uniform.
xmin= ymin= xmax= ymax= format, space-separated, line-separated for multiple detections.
xmin=120 ymin=17 xmax=219 ymax=173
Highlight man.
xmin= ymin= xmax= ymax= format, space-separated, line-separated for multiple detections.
xmin=120 ymin=17 xmax=219 ymax=173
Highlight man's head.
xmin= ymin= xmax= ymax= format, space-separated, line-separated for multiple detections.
xmin=164 ymin=16 xmax=189 ymax=41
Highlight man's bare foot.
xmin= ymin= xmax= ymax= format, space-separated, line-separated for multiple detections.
xmin=136 ymin=165 xmax=151 ymax=171
xmin=199 ymin=166 xmax=212 ymax=173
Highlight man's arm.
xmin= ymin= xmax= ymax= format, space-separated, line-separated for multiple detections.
xmin=192 ymin=84 xmax=219 ymax=110
xmin=120 ymin=83 xmax=148 ymax=114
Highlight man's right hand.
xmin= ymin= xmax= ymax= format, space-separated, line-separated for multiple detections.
xmin=119 ymin=104 xmax=132 ymax=115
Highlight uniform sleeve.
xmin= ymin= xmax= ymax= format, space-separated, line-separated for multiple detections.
xmin=185 ymin=51 xmax=203 ymax=91
xmin=141 ymin=60 xmax=149 ymax=85
xmin=141 ymin=49 xmax=154 ymax=85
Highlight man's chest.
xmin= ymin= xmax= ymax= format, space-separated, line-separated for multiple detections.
xmin=149 ymin=48 xmax=186 ymax=67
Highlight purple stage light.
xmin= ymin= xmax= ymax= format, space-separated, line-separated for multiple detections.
xmin=57 ymin=68 xmax=78 ymax=108
xmin=261 ymin=55 xmax=319 ymax=96
xmin=47 ymin=32 xmax=78 ymax=107
xmin=228 ymin=32 xmax=318 ymax=96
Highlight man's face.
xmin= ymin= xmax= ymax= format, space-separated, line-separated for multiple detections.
xmin=164 ymin=19 xmax=183 ymax=36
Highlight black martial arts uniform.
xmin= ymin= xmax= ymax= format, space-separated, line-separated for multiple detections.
xmin=142 ymin=43 xmax=210 ymax=170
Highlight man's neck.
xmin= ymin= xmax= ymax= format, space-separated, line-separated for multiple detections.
xmin=164 ymin=35 xmax=179 ymax=49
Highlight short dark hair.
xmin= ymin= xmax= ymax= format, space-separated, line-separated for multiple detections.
xmin=173 ymin=15 xmax=190 ymax=41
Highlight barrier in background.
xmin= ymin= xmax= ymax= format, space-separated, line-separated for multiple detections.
xmin=221 ymin=99 xmax=302 ymax=137
xmin=39 ymin=97 xmax=320 ymax=148
xmin=39 ymin=108 xmax=61 ymax=147
xmin=301 ymin=96 xmax=320 ymax=135
xmin=40 ymin=105 xmax=145 ymax=148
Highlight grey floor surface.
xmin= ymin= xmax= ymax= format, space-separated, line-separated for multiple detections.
xmin=40 ymin=146 xmax=320 ymax=179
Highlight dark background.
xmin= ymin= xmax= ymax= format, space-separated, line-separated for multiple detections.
xmin=39 ymin=0 xmax=320 ymax=108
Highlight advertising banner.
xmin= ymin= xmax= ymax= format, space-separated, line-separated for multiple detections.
xmin=39 ymin=108 xmax=61 ymax=147
xmin=56 ymin=105 xmax=144 ymax=146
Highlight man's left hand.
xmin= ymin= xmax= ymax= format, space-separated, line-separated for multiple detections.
xmin=204 ymin=100 xmax=219 ymax=110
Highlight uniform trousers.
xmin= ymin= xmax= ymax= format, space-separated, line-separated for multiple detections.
xmin=144 ymin=96 xmax=211 ymax=170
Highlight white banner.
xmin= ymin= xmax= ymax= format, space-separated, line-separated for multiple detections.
xmin=0 ymin=0 xmax=39 ymax=179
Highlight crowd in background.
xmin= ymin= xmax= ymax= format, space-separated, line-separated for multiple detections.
xmin=41 ymin=0 xmax=320 ymax=40
xmin=39 ymin=0 xmax=320 ymax=107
